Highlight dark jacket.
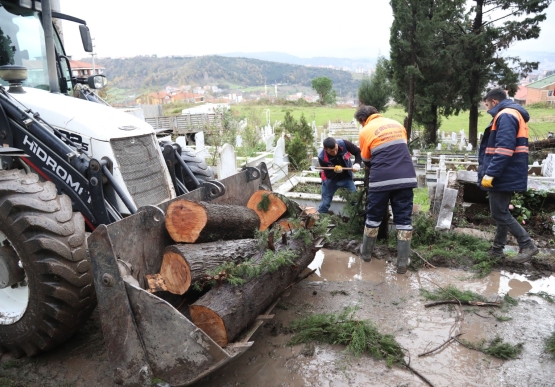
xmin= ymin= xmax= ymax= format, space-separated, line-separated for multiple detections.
xmin=318 ymin=139 xmax=362 ymax=182
xmin=478 ymin=99 xmax=530 ymax=192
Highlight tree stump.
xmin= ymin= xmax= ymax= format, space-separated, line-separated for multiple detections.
xmin=165 ymin=200 xmax=260 ymax=243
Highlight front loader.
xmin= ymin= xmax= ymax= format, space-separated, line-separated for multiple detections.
xmin=0 ymin=1 xmax=277 ymax=385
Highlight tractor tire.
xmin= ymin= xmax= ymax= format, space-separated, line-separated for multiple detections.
xmin=179 ymin=146 xmax=214 ymax=190
xmin=0 ymin=170 xmax=95 ymax=357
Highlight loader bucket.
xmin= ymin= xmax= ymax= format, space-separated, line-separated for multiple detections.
xmin=88 ymin=164 xmax=272 ymax=387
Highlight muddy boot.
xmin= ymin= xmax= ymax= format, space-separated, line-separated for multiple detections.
xmin=487 ymin=245 xmax=505 ymax=259
xmin=508 ymin=244 xmax=539 ymax=264
xmin=360 ymin=226 xmax=378 ymax=262
xmin=396 ymin=230 xmax=412 ymax=274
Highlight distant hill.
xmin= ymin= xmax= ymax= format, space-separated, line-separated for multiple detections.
xmin=91 ymin=55 xmax=361 ymax=96
xmin=221 ymin=51 xmax=377 ymax=69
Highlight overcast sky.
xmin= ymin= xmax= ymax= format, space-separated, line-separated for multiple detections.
xmin=59 ymin=0 xmax=555 ymax=60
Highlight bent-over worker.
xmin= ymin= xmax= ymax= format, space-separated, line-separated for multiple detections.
xmin=317 ymin=137 xmax=361 ymax=213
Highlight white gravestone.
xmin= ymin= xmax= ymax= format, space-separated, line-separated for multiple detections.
xmin=265 ymin=135 xmax=275 ymax=151
xmin=274 ymin=136 xmax=286 ymax=166
xmin=217 ymin=143 xmax=237 ymax=180
xmin=541 ymin=154 xmax=555 ymax=177
xmin=176 ymin=136 xmax=186 ymax=148
xmin=235 ymin=135 xmax=243 ymax=147
xmin=194 ymin=131 xmax=209 ymax=160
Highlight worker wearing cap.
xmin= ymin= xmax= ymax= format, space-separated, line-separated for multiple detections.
xmin=317 ymin=137 xmax=362 ymax=213
xmin=356 ymin=105 xmax=417 ymax=274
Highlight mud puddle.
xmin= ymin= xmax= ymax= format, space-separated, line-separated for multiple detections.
xmin=195 ymin=249 xmax=555 ymax=387
xmin=1 ymin=249 xmax=554 ymax=387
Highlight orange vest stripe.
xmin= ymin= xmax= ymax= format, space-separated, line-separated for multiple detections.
xmin=492 ymin=108 xmax=529 ymax=139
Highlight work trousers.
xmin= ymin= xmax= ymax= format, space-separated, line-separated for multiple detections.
xmin=365 ymin=188 xmax=413 ymax=230
xmin=489 ymin=191 xmax=533 ymax=249
xmin=318 ymin=178 xmax=356 ymax=213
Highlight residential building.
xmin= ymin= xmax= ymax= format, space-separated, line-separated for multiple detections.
xmin=171 ymin=92 xmax=204 ymax=103
xmin=514 ymin=85 xmax=528 ymax=105
xmin=69 ymin=60 xmax=105 ymax=79
xmin=524 ymin=74 xmax=555 ymax=105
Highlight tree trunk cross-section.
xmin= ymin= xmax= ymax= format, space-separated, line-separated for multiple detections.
xmin=246 ymin=191 xmax=287 ymax=231
xmin=159 ymin=239 xmax=261 ymax=295
xmin=189 ymin=237 xmax=316 ymax=347
xmin=165 ymin=200 xmax=261 ymax=243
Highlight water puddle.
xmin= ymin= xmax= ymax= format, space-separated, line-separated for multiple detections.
xmin=196 ymin=249 xmax=555 ymax=387
xmin=309 ymin=248 xmax=555 ymax=300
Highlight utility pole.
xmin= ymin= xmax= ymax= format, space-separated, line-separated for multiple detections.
xmin=91 ymin=38 xmax=97 ymax=74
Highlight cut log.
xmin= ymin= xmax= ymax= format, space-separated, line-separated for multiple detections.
xmin=246 ymin=191 xmax=288 ymax=231
xmin=158 ymin=239 xmax=260 ymax=295
xmin=189 ymin=235 xmax=316 ymax=347
xmin=165 ymin=200 xmax=260 ymax=243
xmin=275 ymin=214 xmax=317 ymax=233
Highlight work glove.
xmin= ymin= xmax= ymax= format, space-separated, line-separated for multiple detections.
xmin=481 ymin=175 xmax=494 ymax=189
xmin=333 ymin=165 xmax=343 ymax=173
xmin=352 ymin=163 xmax=361 ymax=172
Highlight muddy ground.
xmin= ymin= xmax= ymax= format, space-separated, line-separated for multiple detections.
xmin=1 ymin=247 xmax=555 ymax=387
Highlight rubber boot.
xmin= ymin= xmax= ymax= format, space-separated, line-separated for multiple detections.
xmin=396 ymin=230 xmax=412 ymax=274
xmin=360 ymin=226 xmax=379 ymax=262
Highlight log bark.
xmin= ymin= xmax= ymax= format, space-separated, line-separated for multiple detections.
xmin=246 ymin=191 xmax=288 ymax=231
xmin=158 ymin=239 xmax=260 ymax=295
xmin=165 ymin=200 xmax=260 ymax=243
xmin=189 ymin=236 xmax=316 ymax=347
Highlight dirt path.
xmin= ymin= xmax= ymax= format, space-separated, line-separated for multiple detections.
xmin=1 ymin=250 xmax=555 ymax=387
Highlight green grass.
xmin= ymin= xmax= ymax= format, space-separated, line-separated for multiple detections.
xmin=407 ymin=213 xmax=496 ymax=276
xmin=413 ymin=187 xmax=430 ymax=213
xmin=228 ymin=104 xmax=555 ymax=138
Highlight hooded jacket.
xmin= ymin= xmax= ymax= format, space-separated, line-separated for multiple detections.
xmin=478 ymin=99 xmax=530 ymax=192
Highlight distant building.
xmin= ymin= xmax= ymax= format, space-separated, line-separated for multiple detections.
xmin=525 ymin=74 xmax=555 ymax=105
xmin=181 ymin=103 xmax=229 ymax=115
xmin=69 ymin=60 xmax=105 ymax=79
xmin=514 ymin=85 xmax=528 ymax=105
xmin=171 ymin=92 xmax=204 ymax=103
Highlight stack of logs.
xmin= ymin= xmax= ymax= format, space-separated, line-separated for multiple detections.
xmin=145 ymin=190 xmax=319 ymax=347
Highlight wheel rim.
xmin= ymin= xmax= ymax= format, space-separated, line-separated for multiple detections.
xmin=0 ymin=233 xmax=29 ymax=325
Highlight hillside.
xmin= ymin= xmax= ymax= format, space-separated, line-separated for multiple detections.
xmin=220 ymin=51 xmax=377 ymax=69
xmin=91 ymin=55 xmax=361 ymax=96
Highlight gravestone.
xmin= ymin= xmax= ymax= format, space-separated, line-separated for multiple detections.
xmin=194 ymin=131 xmax=209 ymax=160
xmin=265 ymin=135 xmax=275 ymax=151
xmin=274 ymin=136 xmax=286 ymax=166
xmin=541 ymin=154 xmax=555 ymax=177
xmin=195 ymin=132 xmax=205 ymax=150
xmin=437 ymin=143 xmax=442 ymax=151
xmin=176 ymin=136 xmax=186 ymax=148
xmin=235 ymin=135 xmax=243 ymax=147
xmin=217 ymin=143 xmax=237 ymax=179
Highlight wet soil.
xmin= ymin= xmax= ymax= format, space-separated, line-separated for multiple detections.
xmin=1 ymin=249 xmax=555 ymax=387
xmin=325 ymin=237 xmax=555 ymax=279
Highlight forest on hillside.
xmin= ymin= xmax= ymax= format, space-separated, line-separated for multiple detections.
xmin=88 ymin=55 xmax=360 ymax=95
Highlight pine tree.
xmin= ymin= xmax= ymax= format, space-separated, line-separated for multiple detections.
xmin=358 ymin=56 xmax=392 ymax=112
xmin=454 ymin=0 xmax=552 ymax=147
